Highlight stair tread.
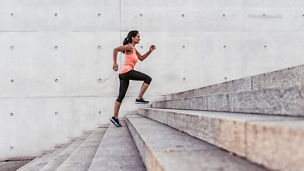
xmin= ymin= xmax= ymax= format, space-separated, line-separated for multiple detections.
xmin=16 ymin=133 xmax=89 ymax=171
xmin=54 ymin=127 xmax=107 ymax=171
xmin=125 ymin=114 xmax=266 ymax=171
xmin=88 ymin=121 xmax=146 ymax=171
xmin=139 ymin=108 xmax=304 ymax=170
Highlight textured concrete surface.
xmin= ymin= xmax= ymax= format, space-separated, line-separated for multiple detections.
xmin=163 ymin=64 xmax=304 ymax=101
xmin=16 ymin=133 xmax=90 ymax=171
xmin=246 ymin=120 xmax=304 ymax=171
xmin=252 ymin=64 xmax=304 ymax=90
xmin=88 ymin=121 xmax=145 ymax=171
xmin=55 ymin=127 xmax=107 ymax=171
xmin=229 ymin=85 xmax=304 ymax=116
xmin=164 ymin=77 xmax=252 ymax=100
xmin=125 ymin=114 xmax=267 ymax=171
xmin=138 ymin=108 xmax=304 ymax=171
xmin=0 ymin=160 xmax=32 ymax=171
xmin=18 ymin=132 xmax=92 ymax=171
xmin=154 ymin=85 xmax=304 ymax=116
xmin=153 ymin=96 xmax=208 ymax=110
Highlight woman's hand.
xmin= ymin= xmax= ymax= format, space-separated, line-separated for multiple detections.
xmin=113 ymin=63 xmax=119 ymax=71
xmin=149 ymin=45 xmax=156 ymax=52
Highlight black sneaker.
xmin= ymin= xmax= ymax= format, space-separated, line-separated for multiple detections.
xmin=110 ymin=117 xmax=122 ymax=127
xmin=135 ymin=98 xmax=149 ymax=104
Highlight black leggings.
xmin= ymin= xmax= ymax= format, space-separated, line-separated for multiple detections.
xmin=116 ymin=70 xmax=152 ymax=103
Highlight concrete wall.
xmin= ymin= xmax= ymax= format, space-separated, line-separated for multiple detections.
xmin=1 ymin=0 xmax=304 ymax=160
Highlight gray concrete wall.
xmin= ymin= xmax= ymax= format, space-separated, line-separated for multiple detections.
xmin=1 ymin=0 xmax=304 ymax=160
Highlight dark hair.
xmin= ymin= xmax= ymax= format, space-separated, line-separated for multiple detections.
xmin=123 ymin=30 xmax=139 ymax=45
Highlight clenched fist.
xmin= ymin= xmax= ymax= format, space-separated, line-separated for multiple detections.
xmin=113 ymin=64 xmax=118 ymax=71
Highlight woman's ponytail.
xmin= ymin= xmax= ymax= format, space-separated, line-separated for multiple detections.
xmin=123 ymin=37 xmax=130 ymax=45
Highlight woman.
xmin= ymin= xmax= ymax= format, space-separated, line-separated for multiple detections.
xmin=111 ymin=30 xmax=156 ymax=127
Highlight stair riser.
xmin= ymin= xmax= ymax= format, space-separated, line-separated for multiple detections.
xmin=252 ymin=65 xmax=304 ymax=91
xmin=164 ymin=65 xmax=304 ymax=101
xmin=154 ymin=86 xmax=304 ymax=116
xmin=138 ymin=109 xmax=304 ymax=171
xmin=125 ymin=116 xmax=165 ymax=171
xmin=246 ymin=121 xmax=304 ymax=171
xmin=165 ymin=77 xmax=251 ymax=101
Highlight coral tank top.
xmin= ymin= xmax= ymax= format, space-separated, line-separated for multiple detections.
xmin=119 ymin=46 xmax=139 ymax=74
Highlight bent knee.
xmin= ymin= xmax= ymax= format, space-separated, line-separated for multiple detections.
xmin=144 ymin=76 xmax=152 ymax=84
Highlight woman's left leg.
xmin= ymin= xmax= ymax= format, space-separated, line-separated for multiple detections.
xmin=137 ymin=83 xmax=149 ymax=100
xmin=126 ymin=70 xmax=152 ymax=100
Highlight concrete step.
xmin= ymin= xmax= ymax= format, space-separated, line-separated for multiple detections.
xmin=153 ymin=85 xmax=304 ymax=116
xmin=37 ymin=129 xmax=104 ymax=171
xmin=16 ymin=133 xmax=91 ymax=171
xmin=125 ymin=114 xmax=266 ymax=171
xmin=53 ymin=127 xmax=107 ymax=171
xmin=164 ymin=64 xmax=304 ymax=101
xmin=138 ymin=108 xmax=304 ymax=171
xmin=0 ymin=159 xmax=32 ymax=171
xmin=88 ymin=120 xmax=146 ymax=171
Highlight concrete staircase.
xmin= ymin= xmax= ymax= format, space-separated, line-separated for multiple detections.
xmin=142 ymin=64 xmax=304 ymax=171
xmin=16 ymin=64 xmax=304 ymax=171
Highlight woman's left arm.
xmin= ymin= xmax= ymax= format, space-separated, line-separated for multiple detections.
xmin=136 ymin=45 xmax=156 ymax=61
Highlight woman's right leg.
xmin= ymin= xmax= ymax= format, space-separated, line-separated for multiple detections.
xmin=114 ymin=77 xmax=129 ymax=119
xmin=113 ymin=101 xmax=121 ymax=119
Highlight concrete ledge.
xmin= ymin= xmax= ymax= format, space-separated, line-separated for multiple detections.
xmin=164 ymin=77 xmax=251 ymax=101
xmin=252 ymin=64 xmax=304 ymax=91
xmin=125 ymin=114 xmax=266 ymax=171
xmin=88 ymin=121 xmax=145 ymax=171
xmin=153 ymin=85 xmax=304 ymax=116
xmin=138 ymin=108 xmax=304 ymax=171
xmin=163 ymin=64 xmax=304 ymax=101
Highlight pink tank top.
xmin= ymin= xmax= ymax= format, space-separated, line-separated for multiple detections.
xmin=119 ymin=46 xmax=138 ymax=74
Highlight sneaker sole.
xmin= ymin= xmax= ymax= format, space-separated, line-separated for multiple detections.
xmin=135 ymin=102 xmax=149 ymax=104
xmin=110 ymin=118 xmax=121 ymax=127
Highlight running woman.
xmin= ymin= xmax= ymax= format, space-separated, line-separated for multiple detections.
xmin=110 ymin=30 xmax=156 ymax=127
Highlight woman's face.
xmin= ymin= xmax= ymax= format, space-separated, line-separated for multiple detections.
xmin=132 ymin=33 xmax=140 ymax=44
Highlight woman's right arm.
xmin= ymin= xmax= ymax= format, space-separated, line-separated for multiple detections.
xmin=113 ymin=44 xmax=133 ymax=71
